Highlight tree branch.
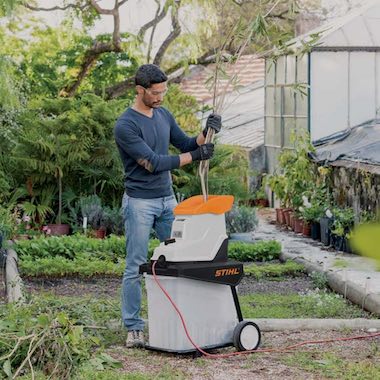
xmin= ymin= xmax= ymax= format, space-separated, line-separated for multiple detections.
xmin=153 ymin=0 xmax=181 ymax=66
xmin=137 ymin=3 xmax=169 ymax=41
xmin=147 ymin=0 xmax=161 ymax=62
xmin=23 ymin=2 xmax=88 ymax=11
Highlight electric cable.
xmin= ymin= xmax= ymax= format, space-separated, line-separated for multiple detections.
xmin=151 ymin=260 xmax=380 ymax=359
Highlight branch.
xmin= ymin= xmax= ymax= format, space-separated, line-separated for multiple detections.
xmin=137 ymin=2 xmax=169 ymax=41
xmin=61 ymin=41 xmax=120 ymax=97
xmin=153 ymin=0 xmax=181 ymax=66
xmin=101 ymin=77 xmax=135 ymax=99
xmin=147 ymin=0 xmax=161 ymax=62
xmin=23 ymin=3 xmax=88 ymax=11
xmin=102 ymin=51 xmax=224 ymax=99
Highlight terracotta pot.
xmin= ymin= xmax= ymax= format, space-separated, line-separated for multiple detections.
xmin=94 ymin=228 xmax=106 ymax=239
xmin=284 ymin=209 xmax=292 ymax=226
xmin=276 ymin=208 xmax=285 ymax=224
xmin=47 ymin=224 xmax=70 ymax=236
xmin=289 ymin=214 xmax=295 ymax=230
xmin=302 ymin=222 xmax=311 ymax=237
xmin=255 ymin=199 xmax=269 ymax=208
xmin=293 ymin=218 xmax=303 ymax=234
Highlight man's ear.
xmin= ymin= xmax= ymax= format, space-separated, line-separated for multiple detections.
xmin=136 ymin=85 xmax=144 ymax=96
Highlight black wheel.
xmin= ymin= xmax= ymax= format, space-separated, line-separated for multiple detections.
xmin=233 ymin=321 xmax=261 ymax=351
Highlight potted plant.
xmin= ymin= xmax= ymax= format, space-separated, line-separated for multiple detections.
xmin=331 ymin=208 xmax=355 ymax=252
xmin=226 ymin=204 xmax=258 ymax=241
xmin=299 ymin=199 xmax=325 ymax=240
xmin=265 ymin=174 xmax=287 ymax=224
xmin=80 ymin=195 xmax=106 ymax=238
xmin=253 ymin=186 xmax=269 ymax=208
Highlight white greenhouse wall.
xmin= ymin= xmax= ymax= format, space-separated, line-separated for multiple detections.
xmin=310 ymin=51 xmax=380 ymax=141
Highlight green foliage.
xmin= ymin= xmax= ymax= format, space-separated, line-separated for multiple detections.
xmin=163 ymin=84 xmax=201 ymax=134
xmin=15 ymin=234 xmax=127 ymax=261
xmin=228 ymin=240 xmax=282 ymax=262
xmin=0 ymin=295 xmax=123 ymax=379
xmin=173 ymin=144 xmax=250 ymax=200
xmin=309 ymin=270 xmax=329 ymax=290
xmin=16 ymin=235 xmax=161 ymax=278
xmin=266 ymin=130 xmax=318 ymax=209
xmin=284 ymin=352 xmax=380 ymax=380
xmin=226 ymin=204 xmax=258 ymax=233
xmin=331 ymin=207 xmax=355 ymax=237
xmin=0 ymin=205 xmax=15 ymax=240
xmin=240 ymin=289 xmax=369 ymax=319
xmin=12 ymin=94 xmax=125 ymax=221
xmin=244 ymin=260 xmax=305 ymax=279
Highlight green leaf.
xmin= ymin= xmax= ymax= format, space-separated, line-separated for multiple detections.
xmin=3 ymin=359 xmax=12 ymax=378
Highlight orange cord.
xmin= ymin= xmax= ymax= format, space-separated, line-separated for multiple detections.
xmin=151 ymin=261 xmax=380 ymax=359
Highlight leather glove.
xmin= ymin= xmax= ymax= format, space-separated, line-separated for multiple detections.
xmin=202 ymin=113 xmax=222 ymax=137
xmin=190 ymin=143 xmax=215 ymax=161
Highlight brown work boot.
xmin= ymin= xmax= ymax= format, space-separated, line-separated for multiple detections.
xmin=126 ymin=330 xmax=145 ymax=348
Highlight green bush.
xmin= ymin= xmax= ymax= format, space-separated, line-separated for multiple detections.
xmin=244 ymin=260 xmax=304 ymax=279
xmin=228 ymin=240 xmax=282 ymax=262
xmin=226 ymin=204 xmax=258 ymax=234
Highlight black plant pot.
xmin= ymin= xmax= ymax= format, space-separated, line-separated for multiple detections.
xmin=320 ymin=217 xmax=331 ymax=246
xmin=333 ymin=235 xmax=344 ymax=251
xmin=311 ymin=222 xmax=321 ymax=240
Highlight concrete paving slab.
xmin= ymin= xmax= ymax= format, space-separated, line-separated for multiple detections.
xmin=250 ymin=217 xmax=380 ymax=317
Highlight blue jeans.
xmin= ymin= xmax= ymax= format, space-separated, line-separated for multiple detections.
xmin=121 ymin=193 xmax=177 ymax=331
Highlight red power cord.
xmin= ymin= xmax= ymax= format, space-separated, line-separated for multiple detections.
xmin=151 ymin=261 xmax=380 ymax=359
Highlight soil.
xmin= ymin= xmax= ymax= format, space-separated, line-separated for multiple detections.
xmin=21 ymin=272 xmax=316 ymax=299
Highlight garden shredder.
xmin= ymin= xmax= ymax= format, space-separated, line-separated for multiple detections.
xmin=140 ymin=194 xmax=261 ymax=354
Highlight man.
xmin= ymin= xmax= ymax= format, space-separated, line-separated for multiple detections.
xmin=114 ymin=64 xmax=222 ymax=348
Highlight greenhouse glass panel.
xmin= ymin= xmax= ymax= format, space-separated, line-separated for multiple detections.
xmin=296 ymin=118 xmax=308 ymax=133
xmin=274 ymin=117 xmax=282 ymax=146
xmin=276 ymin=56 xmax=286 ymax=85
xmin=349 ymin=52 xmax=376 ymax=127
xmin=275 ymin=87 xmax=282 ymax=116
xmin=297 ymin=54 xmax=308 ymax=84
xmin=296 ymin=91 xmax=308 ymax=117
xmin=266 ymin=87 xmax=275 ymax=116
xmin=286 ymin=55 xmax=296 ymax=84
xmin=266 ymin=60 xmax=275 ymax=85
xmin=284 ymin=118 xmax=297 ymax=148
xmin=284 ymin=87 xmax=295 ymax=116
xmin=310 ymin=52 xmax=348 ymax=141
xmin=265 ymin=117 xmax=276 ymax=146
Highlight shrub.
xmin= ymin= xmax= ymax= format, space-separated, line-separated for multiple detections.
xmin=226 ymin=204 xmax=258 ymax=234
xmin=228 ymin=240 xmax=281 ymax=262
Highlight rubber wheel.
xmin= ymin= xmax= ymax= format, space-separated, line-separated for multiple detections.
xmin=233 ymin=321 xmax=261 ymax=351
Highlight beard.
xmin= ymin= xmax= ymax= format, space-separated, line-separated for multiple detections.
xmin=142 ymin=95 xmax=161 ymax=109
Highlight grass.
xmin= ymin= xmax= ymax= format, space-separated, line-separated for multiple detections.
xmin=284 ymin=351 xmax=380 ymax=380
xmin=240 ymin=290 xmax=369 ymax=319
xmin=333 ymin=258 xmax=350 ymax=268
xmin=244 ymin=260 xmax=305 ymax=279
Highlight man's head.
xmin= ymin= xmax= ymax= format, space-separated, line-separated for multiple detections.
xmin=135 ymin=64 xmax=168 ymax=109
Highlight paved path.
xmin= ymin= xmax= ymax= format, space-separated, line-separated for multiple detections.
xmin=250 ymin=214 xmax=380 ymax=317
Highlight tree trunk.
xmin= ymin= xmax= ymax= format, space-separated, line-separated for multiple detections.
xmin=58 ymin=175 xmax=62 ymax=225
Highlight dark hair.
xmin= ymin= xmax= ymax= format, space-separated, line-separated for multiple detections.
xmin=135 ymin=64 xmax=168 ymax=88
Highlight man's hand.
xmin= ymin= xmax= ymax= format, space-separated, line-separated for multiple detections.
xmin=202 ymin=113 xmax=222 ymax=137
xmin=190 ymin=143 xmax=215 ymax=161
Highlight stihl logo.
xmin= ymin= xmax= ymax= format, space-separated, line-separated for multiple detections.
xmin=215 ymin=268 xmax=240 ymax=277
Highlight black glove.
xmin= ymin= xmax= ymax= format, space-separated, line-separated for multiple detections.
xmin=190 ymin=143 xmax=215 ymax=161
xmin=202 ymin=113 xmax=222 ymax=137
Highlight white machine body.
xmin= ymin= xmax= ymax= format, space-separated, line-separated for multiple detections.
xmin=151 ymin=213 xmax=227 ymax=262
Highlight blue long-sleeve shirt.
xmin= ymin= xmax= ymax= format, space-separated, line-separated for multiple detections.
xmin=114 ymin=106 xmax=198 ymax=199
